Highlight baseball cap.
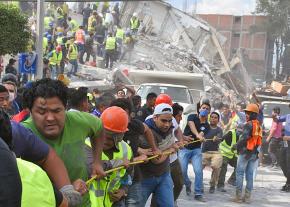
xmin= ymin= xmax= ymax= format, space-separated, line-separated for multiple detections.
xmin=153 ymin=103 xmax=173 ymax=115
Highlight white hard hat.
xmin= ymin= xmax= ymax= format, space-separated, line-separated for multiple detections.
xmin=133 ymin=12 xmax=137 ymax=17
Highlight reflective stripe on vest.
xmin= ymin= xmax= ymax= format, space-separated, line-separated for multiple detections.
xmin=69 ymin=45 xmax=78 ymax=60
xmin=246 ymin=120 xmax=262 ymax=151
xmin=105 ymin=37 xmax=116 ymax=50
xmin=219 ymin=129 xmax=237 ymax=159
xmin=17 ymin=159 xmax=56 ymax=207
xmin=116 ymin=28 xmax=125 ymax=40
xmin=88 ymin=141 xmax=132 ymax=207
xmin=130 ymin=18 xmax=139 ymax=30
xmin=49 ymin=50 xmax=62 ymax=65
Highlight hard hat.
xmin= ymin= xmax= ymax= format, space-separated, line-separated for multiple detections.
xmin=133 ymin=12 xmax=137 ymax=17
xmin=101 ymin=106 xmax=129 ymax=133
xmin=47 ymin=34 xmax=52 ymax=41
xmin=244 ymin=103 xmax=259 ymax=114
xmin=155 ymin=94 xmax=173 ymax=106
xmin=44 ymin=32 xmax=49 ymax=37
xmin=49 ymin=22 xmax=53 ymax=27
xmin=57 ymin=32 xmax=63 ymax=36
xmin=56 ymin=45 xmax=62 ymax=52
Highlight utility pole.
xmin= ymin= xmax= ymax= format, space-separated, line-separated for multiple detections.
xmin=35 ymin=0 xmax=44 ymax=79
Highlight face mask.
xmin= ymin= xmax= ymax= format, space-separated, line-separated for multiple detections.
xmin=199 ymin=109 xmax=209 ymax=117
xmin=8 ymin=92 xmax=15 ymax=102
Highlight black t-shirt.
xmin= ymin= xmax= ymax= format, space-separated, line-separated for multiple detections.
xmin=202 ymin=126 xmax=223 ymax=152
xmin=183 ymin=114 xmax=210 ymax=149
xmin=123 ymin=119 xmax=145 ymax=182
xmin=136 ymin=104 xmax=153 ymax=122
xmin=0 ymin=138 xmax=22 ymax=207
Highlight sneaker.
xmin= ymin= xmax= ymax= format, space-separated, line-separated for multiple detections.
xmin=281 ymin=184 xmax=290 ymax=192
xmin=186 ymin=185 xmax=192 ymax=196
xmin=209 ymin=187 xmax=215 ymax=194
xmin=217 ymin=187 xmax=227 ymax=192
xmin=194 ymin=195 xmax=206 ymax=202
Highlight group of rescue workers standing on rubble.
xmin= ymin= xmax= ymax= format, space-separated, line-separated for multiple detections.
xmin=1 ymin=2 xmax=290 ymax=207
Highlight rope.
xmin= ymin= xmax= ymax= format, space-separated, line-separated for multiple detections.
xmin=86 ymin=138 xmax=217 ymax=186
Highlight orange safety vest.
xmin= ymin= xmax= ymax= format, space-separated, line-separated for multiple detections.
xmin=75 ymin=29 xmax=85 ymax=44
xmin=246 ymin=120 xmax=262 ymax=151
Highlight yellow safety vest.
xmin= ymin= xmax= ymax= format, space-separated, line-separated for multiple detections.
xmin=88 ymin=16 xmax=96 ymax=32
xmin=105 ymin=37 xmax=116 ymax=50
xmin=116 ymin=28 xmax=125 ymax=40
xmin=130 ymin=18 xmax=139 ymax=30
xmin=43 ymin=37 xmax=48 ymax=54
xmin=57 ymin=37 xmax=63 ymax=45
xmin=87 ymin=141 xmax=132 ymax=207
xmin=68 ymin=44 xmax=78 ymax=60
xmin=70 ymin=19 xmax=79 ymax=32
xmin=17 ymin=159 xmax=55 ymax=207
xmin=219 ymin=129 xmax=237 ymax=159
xmin=49 ymin=50 xmax=63 ymax=66
xmin=44 ymin=17 xmax=53 ymax=29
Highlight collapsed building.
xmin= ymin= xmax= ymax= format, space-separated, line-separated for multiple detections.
xmin=116 ymin=0 xmax=254 ymax=103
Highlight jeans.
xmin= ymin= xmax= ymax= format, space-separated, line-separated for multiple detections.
xmin=141 ymin=171 xmax=174 ymax=207
xmin=179 ymin=148 xmax=203 ymax=195
xmin=280 ymin=146 xmax=290 ymax=184
xmin=217 ymin=156 xmax=237 ymax=188
xmin=236 ymin=153 xmax=258 ymax=192
xmin=105 ymin=50 xmax=116 ymax=69
xmin=126 ymin=182 xmax=143 ymax=207
xmin=268 ymin=138 xmax=282 ymax=166
xmin=68 ymin=59 xmax=78 ymax=76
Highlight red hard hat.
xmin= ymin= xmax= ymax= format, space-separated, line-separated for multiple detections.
xmin=56 ymin=45 xmax=62 ymax=52
xmin=155 ymin=93 xmax=173 ymax=106
xmin=101 ymin=106 xmax=129 ymax=133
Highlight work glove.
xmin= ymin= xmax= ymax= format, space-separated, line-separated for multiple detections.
xmin=60 ymin=185 xmax=82 ymax=207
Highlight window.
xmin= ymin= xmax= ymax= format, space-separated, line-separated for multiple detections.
xmin=233 ymin=33 xmax=240 ymax=37
xmin=234 ymin=16 xmax=241 ymax=23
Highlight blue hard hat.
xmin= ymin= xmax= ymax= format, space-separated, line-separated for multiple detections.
xmin=57 ymin=32 xmax=63 ymax=36
xmin=49 ymin=22 xmax=53 ymax=27
xmin=47 ymin=34 xmax=52 ymax=41
xmin=44 ymin=32 xmax=49 ymax=37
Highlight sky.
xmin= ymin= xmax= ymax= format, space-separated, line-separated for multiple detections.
xmin=166 ymin=0 xmax=257 ymax=15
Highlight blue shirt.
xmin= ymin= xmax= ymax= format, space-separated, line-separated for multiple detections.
xmin=278 ymin=115 xmax=290 ymax=136
xmin=11 ymin=121 xmax=49 ymax=163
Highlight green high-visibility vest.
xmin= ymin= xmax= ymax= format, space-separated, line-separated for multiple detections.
xmin=219 ymin=129 xmax=237 ymax=159
xmin=44 ymin=17 xmax=53 ymax=29
xmin=70 ymin=19 xmax=79 ymax=32
xmin=87 ymin=140 xmax=133 ymax=207
xmin=130 ymin=18 xmax=139 ymax=30
xmin=105 ymin=37 xmax=116 ymax=50
xmin=116 ymin=28 xmax=125 ymax=40
xmin=57 ymin=37 xmax=64 ymax=45
xmin=68 ymin=44 xmax=78 ymax=60
xmin=43 ymin=37 xmax=48 ymax=54
xmin=17 ymin=159 xmax=55 ymax=207
xmin=49 ymin=50 xmax=63 ymax=66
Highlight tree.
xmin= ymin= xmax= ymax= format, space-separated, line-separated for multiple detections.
xmin=0 ymin=3 xmax=31 ymax=56
xmin=255 ymin=0 xmax=290 ymax=80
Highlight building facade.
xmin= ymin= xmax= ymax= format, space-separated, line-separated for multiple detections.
xmin=198 ymin=14 xmax=273 ymax=78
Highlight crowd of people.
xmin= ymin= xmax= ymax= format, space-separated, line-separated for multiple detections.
xmin=1 ymin=2 xmax=290 ymax=207
xmin=2 ymin=67 xmax=290 ymax=207
xmin=18 ymin=2 xmax=138 ymax=81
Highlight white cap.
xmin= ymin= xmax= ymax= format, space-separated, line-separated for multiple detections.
xmin=133 ymin=12 xmax=137 ymax=17
xmin=153 ymin=103 xmax=173 ymax=115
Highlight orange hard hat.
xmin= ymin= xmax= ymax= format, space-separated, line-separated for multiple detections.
xmin=56 ymin=45 xmax=62 ymax=52
xmin=101 ymin=106 xmax=129 ymax=133
xmin=155 ymin=94 xmax=173 ymax=106
xmin=244 ymin=103 xmax=259 ymax=114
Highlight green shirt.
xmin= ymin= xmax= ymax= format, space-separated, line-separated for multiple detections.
xmin=22 ymin=111 xmax=103 ymax=207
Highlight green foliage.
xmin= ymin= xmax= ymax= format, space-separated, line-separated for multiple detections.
xmin=256 ymin=0 xmax=290 ymax=39
xmin=0 ymin=3 xmax=31 ymax=56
